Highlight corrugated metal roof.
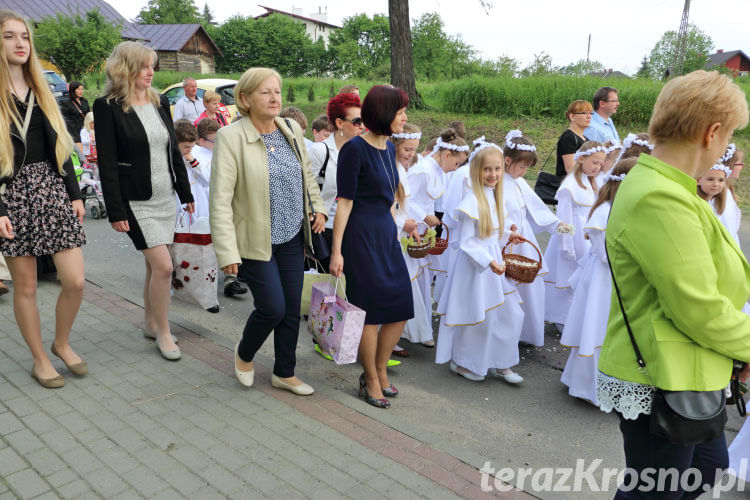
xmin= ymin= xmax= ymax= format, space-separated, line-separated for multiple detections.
xmin=2 ymin=0 xmax=147 ymax=40
xmin=136 ymin=24 xmax=220 ymax=56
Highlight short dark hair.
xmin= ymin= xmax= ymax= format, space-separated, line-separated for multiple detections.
xmin=196 ymin=118 xmax=220 ymax=139
xmin=361 ymin=85 xmax=409 ymax=136
xmin=593 ymin=86 xmax=617 ymax=111
xmin=174 ymin=118 xmax=197 ymax=143
xmin=311 ymin=114 xmax=333 ymax=132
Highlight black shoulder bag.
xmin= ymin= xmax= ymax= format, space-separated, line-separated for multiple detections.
xmin=317 ymin=145 xmax=330 ymax=190
xmin=533 ymin=146 xmax=560 ymax=205
xmin=604 ymin=232 xmax=727 ymax=446
xmin=283 ymin=119 xmax=330 ymax=261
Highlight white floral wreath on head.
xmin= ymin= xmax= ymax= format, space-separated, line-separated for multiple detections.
xmin=391 ymin=131 xmax=422 ymax=140
xmin=467 ymin=136 xmax=502 ymax=165
xmin=573 ymin=146 xmax=607 ymax=163
xmin=710 ymin=163 xmax=732 ymax=179
xmin=720 ymin=143 xmax=736 ymax=164
xmin=605 ymin=141 xmax=623 ymax=155
xmin=604 ymin=172 xmax=626 ymax=182
xmin=622 ymin=133 xmax=654 ymax=151
xmin=504 ymin=129 xmax=537 ymax=152
xmin=430 ymin=136 xmax=470 ymax=157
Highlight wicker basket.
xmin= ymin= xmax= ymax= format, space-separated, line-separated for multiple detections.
xmin=427 ymin=223 xmax=450 ymax=256
xmin=406 ymin=232 xmax=432 ymax=258
xmin=502 ymin=237 xmax=542 ymax=283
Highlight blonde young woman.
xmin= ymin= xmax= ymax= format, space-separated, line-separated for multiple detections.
xmin=94 ymin=42 xmax=194 ymax=361
xmin=0 ymin=10 xmax=87 ymax=388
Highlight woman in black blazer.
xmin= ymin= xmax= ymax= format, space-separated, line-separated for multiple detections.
xmin=94 ymin=41 xmax=194 ymax=361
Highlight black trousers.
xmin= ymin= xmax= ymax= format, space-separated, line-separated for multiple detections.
xmin=237 ymin=231 xmax=304 ymax=378
xmin=614 ymin=411 xmax=728 ymax=499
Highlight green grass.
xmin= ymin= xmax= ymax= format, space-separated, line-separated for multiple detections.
xmin=81 ymin=71 xmax=750 ymax=209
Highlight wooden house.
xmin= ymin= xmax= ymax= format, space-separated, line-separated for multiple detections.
xmin=706 ymin=50 xmax=750 ymax=77
xmin=136 ymin=24 xmax=221 ymax=74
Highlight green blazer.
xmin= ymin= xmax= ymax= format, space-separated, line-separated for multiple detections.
xmin=599 ymin=154 xmax=750 ymax=391
xmin=209 ymin=116 xmax=327 ymax=267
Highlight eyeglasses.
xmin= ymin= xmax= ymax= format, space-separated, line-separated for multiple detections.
xmin=343 ymin=117 xmax=363 ymax=126
xmin=201 ymin=137 xmax=215 ymax=143
xmin=605 ymin=99 xmax=620 ymax=103
xmin=574 ymin=112 xmax=594 ymax=116
xmin=735 ymin=162 xmax=744 ymax=167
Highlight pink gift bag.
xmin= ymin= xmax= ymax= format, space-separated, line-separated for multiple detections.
xmin=308 ymin=277 xmax=365 ymax=364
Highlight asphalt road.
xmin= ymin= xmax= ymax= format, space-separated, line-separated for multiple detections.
xmin=79 ymin=214 xmax=750 ymax=500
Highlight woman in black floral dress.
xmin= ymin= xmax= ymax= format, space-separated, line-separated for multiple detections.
xmin=0 ymin=10 xmax=87 ymax=388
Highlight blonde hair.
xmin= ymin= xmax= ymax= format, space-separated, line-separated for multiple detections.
xmin=202 ymin=90 xmax=220 ymax=105
xmin=103 ymin=41 xmax=160 ymax=112
xmin=0 ymin=10 xmax=72 ymax=177
xmin=235 ymin=67 xmax=282 ymax=118
xmin=83 ymin=111 xmax=94 ymax=132
xmin=697 ymin=170 xmax=728 ymax=214
xmin=391 ymin=123 xmax=422 ymax=208
xmin=649 ymin=70 xmax=749 ymax=145
xmin=571 ymin=140 xmax=603 ymax=193
xmin=469 ymin=147 xmax=504 ymax=239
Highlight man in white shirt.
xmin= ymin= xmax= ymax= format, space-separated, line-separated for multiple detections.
xmin=173 ymin=77 xmax=205 ymax=123
xmin=584 ymin=86 xmax=620 ymax=143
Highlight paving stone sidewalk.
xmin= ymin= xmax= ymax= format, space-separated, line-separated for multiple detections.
xmin=0 ymin=280 xmax=533 ymax=500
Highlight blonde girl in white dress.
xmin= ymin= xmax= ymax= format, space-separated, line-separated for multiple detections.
xmin=390 ymin=125 xmax=432 ymax=353
xmin=407 ymin=128 xmax=469 ymax=346
xmin=560 ymin=158 xmax=637 ymax=405
xmin=501 ymin=130 xmax=568 ymax=347
xmin=435 ymin=140 xmax=525 ymax=383
xmin=543 ymin=141 xmax=605 ymax=326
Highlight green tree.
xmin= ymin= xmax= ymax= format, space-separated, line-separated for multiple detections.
xmin=635 ymin=56 xmax=650 ymax=78
xmin=35 ymin=8 xmax=121 ymax=81
xmin=327 ymin=13 xmax=390 ymax=78
xmin=520 ymin=52 xmax=555 ymax=77
xmin=648 ymin=24 xmax=713 ymax=79
xmin=137 ymin=0 xmax=200 ymax=24
xmin=210 ymin=14 xmax=313 ymax=75
xmin=200 ymin=3 xmax=214 ymax=26
xmin=559 ymin=59 xmax=606 ymax=76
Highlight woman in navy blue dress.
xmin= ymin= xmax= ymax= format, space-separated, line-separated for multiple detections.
xmin=330 ymin=85 xmax=416 ymax=408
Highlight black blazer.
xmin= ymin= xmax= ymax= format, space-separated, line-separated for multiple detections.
xmin=93 ymin=94 xmax=193 ymax=223
xmin=0 ymin=108 xmax=83 ymax=217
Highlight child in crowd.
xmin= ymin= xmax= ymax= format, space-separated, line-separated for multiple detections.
xmin=597 ymin=139 xmax=621 ymax=183
xmin=311 ymin=115 xmax=333 ymax=143
xmin=419 ymin=137 xmax=438 ymax=159
xmin=407 ymin=128 xmax=469 ymax=346
xmin=390 ymin=125 xmax=431 ymax=356
xmin=448 ymin=120 xmax=466 ymax=139
xmin=619 ymin=133 xmax=653 ymax=160
xmin=193 ymin=90 xmax=229 ymax=127
xmin=338 ymin=84 xmax=359 ymax=96
xmin=560 ymin=158 xmax=636 ymax=406
xmin=279 ymin=106 xmax=313 ymax=149
xmin=713 ymin=143 xmax=743 ymax=245
xmin=502 ymin=130 xmax=567 ymax=346
xmin=436 ymin=139 xmax=525 ymax=383
xmin=174 ymin=120 xmax=206 ymax=218
xmin=543 ymin=141 xmax=605 ymax=327
xmin=193 ymin=118 xmax=247 ymax=299
xmin=80 ymin=112 xmax=98 ymax=180
xmin=697 ymin=161 xmax=730 ymax=229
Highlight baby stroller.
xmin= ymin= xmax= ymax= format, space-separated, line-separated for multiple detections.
xmin=73 ymin=152 xmax=106 ymax=219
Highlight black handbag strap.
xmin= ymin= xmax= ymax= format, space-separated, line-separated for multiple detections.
xmin=319 ymin=144 xmax=330 ymax=180
xmin=604 ymin=212 xmax=647 ymax=371
xmin=283 ymin=118 xmax=316 ymax=216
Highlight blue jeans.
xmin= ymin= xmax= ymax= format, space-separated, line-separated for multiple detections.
xmin=614 ymin=411 xmax=728 ymax=499
xmin=237 ymin=231 xmax=304 ymax=378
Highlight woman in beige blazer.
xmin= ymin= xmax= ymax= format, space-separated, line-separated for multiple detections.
xmin=210 ymin=67 xmax=326 ymax=395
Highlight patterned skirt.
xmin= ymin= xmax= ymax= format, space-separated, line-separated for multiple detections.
xmin=0 ymin=161 xmax=86 ymax=257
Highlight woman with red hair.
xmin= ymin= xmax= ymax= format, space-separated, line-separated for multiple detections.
xmin=309 ymin=92 xmax=362 ymax=274
xmin=329 ymin=85 xmax=416 ymax=408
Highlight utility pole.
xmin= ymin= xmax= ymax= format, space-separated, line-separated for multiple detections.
xmin=674 ymin=0 xmax=691 ymax=76
xmin=586 ymin=34 xmax=591 ymax=62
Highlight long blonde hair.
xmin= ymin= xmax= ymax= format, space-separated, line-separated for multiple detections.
xmin=103 ymin=41 xmax=160 ymax=112
xmin=390 ymin=123 xmax=422 ymax=208
xmin=0 ymin=10 xmax=72 ymax=177
xmin=573 ymin=140 xmax=603 ymax=193
xmin=469 ymin=147 xmax=504 ymax=239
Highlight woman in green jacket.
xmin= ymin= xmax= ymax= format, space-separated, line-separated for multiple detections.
xmin=598 ymin=70 xmax=750 ymax=498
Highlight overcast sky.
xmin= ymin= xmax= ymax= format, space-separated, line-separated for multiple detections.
xmin=112 ymin=0 xmax=749 ymax=75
